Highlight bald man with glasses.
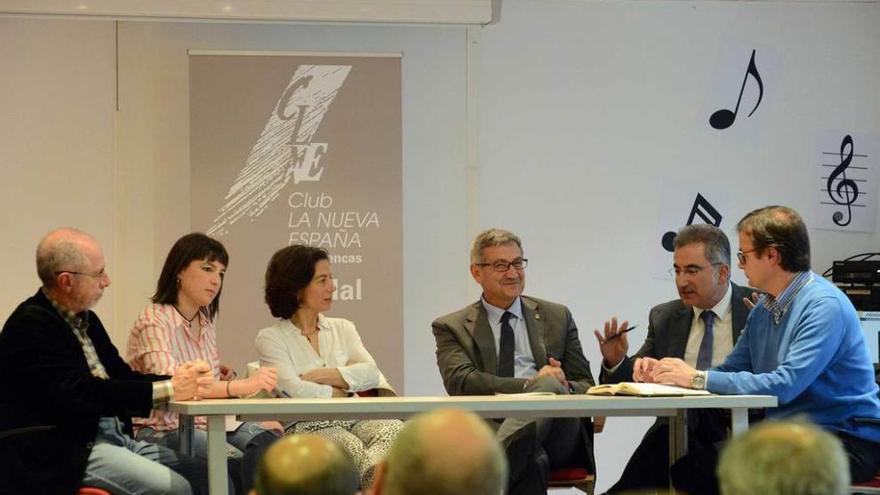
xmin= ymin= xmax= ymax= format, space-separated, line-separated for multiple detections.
xmin=0 ymin=228 xmax=215 ymax=494
xmin=432 ymin=228 xmax=595 ymax=495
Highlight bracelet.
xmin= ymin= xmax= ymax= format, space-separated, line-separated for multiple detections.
xmin=226 ymin=380 xmax=232 ymax=398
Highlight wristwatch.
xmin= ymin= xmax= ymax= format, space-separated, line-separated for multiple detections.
xmin=691 ymin=371 xmax=707 ymax=390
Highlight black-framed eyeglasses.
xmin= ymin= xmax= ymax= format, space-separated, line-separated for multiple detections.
xmin=477 ymin=259 xmax=528 ymax=272
xmin=54 ymin=270 xmax=105 ymax=280
xmin=668 ymin=263 xmax=722 ymax=278
xmin=736 ymin=248 xmax=760 ymax=264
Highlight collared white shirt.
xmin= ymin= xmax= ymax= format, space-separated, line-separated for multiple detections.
xmin=481 ymin=296 xmax=538 ymax=378
xmin=683 ymin=283 xmax=735 ymax=368
xmin=255 ymin=315 xmax=384 ymax=399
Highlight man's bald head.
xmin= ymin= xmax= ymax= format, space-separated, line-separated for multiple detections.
xmin=254 ymin=433 xmax=359 ymax=495
xmin=377 ymin=408 xmax=507 ymax=495
xmin=35 ymin=228 xmax=109 ymax=312
xmin=36 ymin=228 xmax=98 ymax=288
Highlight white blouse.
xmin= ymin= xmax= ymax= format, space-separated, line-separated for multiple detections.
xmin=255 ymin=315 xmax=393 ymax=398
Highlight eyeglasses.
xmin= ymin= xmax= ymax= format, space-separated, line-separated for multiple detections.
xmin=736 ymin=248 xmax=760 ymax=264
xmin=668 ymin=263 xmax=722 ymax=278
xmin=54 ymin=270 xmax=106 ymax=280
xmin=477 ymin=259 xmax=528 ymax=272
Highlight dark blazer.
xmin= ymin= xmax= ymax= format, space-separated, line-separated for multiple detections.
xmin=432 ymin=296 xmax=596 ymax=472
xmin=433 ymin=295 xmax=595 ymax=395
xmin=0 ymin=290 xmax=167 ymax=494
xmin=601 ymin=283 xmax=755 ymax=384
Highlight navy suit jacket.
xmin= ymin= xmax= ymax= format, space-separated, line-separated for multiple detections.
xmin=601 ymin=283 xmax=754 ymax=384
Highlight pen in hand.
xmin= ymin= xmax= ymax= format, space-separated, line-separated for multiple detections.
xmin=602 ymin=325 xmax=637 ymax=343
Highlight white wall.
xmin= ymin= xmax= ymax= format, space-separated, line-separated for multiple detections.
xmin=479 ymin=1 xmax=880 ymax=491
xmin=0 ymin=18 xmax=117 ymax=321
xmin=2 ymin=2 xmax=879 ymax=492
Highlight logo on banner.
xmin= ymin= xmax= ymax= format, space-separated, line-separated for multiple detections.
xmin=208 ymin=65 xmax=351 ymax=236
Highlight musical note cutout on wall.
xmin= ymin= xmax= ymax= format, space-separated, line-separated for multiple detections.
xmin=812 ymin=131 xmax=878 ymax=233
xmin=824 ymin=135 xmax=859 ymax=227
xmin=661 ymin=193 xmax=723 ymax=252
xmin=709 ymin=49 xmax=764 ymax=130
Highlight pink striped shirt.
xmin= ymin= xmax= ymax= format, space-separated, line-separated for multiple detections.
xmin=127 ymin=303 xmax=221 ymax=431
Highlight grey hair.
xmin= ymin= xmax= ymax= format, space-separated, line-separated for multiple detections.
xmin=470 ymin=228 xmax=523 ymax=264
xmin=717 ymin=419 xmax=849 ymax=495
xmin=673 ymin=224 xmax=731 ymax=267
xmin=35 ymin=228 xmax=91 ymax=288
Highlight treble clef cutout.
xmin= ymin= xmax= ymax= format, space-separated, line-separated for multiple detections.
xmin=709 ymin=49 xmax=764 ymax=130
xmin=826 ymin=134 xmax=859 ymax=227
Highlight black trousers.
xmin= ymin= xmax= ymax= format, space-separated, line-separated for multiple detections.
xmin=604 ymin=409 xmax=730 ymax=494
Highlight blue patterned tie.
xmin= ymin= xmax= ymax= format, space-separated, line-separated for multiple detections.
xmin=498 ymin=311 xmax=515 ymax=377
xmin=696 ymin=310 xmax=715 ymax=370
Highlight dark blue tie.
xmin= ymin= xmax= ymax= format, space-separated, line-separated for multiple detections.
xmin=498 ymin=311 xmax=515 ymax=377
xmin=696 ymin=310 xmax=715 ymax=370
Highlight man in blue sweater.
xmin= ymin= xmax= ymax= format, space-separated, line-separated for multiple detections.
xmin=647 ymin=205 xmax=880 ymax=495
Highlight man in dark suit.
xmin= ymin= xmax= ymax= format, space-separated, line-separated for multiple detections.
xmin=433 ymin=228 xmax=595 ymax=495
xmin=0 ymin=227 xmax=214 ymax=494
xmin=594 ymin=224 xmax=754 ymax=494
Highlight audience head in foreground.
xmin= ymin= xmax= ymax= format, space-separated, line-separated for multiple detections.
xmin=252 ymin=433 xmax=359 ymax=495
xmin=371 ymin=408 xmax=507 ymax=495
xmin=718 ymin=420 xmax=850 ymax=495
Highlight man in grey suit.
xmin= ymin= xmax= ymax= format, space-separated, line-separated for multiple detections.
xmin=433 ymin=228 xmax=595 ymax=495
xmin=594 ymin=224 xmax=754 ymax=494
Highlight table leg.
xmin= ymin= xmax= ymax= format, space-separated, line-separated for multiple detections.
xmin=730 ymin=407 xmax=749 ymax=436
xmin=669 ymin=409 xmax=688 ymax=462
xmin=178 ymin=414 xmax=194 ymax=456
xmin=207 ymin=415 xmax=228 ymax=495
xmin=668 ymin=410 xmax=688 ymax=494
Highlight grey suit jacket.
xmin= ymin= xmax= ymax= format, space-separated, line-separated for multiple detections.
xmin=601 ymin=283 xmax=755 ymax=384
xmin=433 ymin=295 xmax=595 ymax=396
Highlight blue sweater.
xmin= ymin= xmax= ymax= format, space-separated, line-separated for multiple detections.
xmin=707 ymin=274 xmax=880 ymax=442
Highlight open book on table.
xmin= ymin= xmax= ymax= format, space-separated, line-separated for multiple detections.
xmin=587 ymin=382 xmax=710 ymax=397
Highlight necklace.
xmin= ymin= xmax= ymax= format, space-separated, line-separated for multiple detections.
xmin=173 ymin=305 xmax=199 ymax=324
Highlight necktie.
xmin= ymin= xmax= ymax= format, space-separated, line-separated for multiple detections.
xmin=696 ymin=310 xmax=715 ymax=370
xmin=498 ymin=311 xmax=515 ymax=377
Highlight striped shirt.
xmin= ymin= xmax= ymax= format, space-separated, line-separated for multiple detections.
xmin=764 ymin=271 xmax=813 ymax=324
xmin=127 ymin=303 xmax=221 ymax=431
xmin=45 ymin=290 xmax=109 ymax=380
xmin=45 ymin=290 xmax=173 ymax=406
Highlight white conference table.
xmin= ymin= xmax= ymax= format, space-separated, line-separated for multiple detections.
xmin=168 ymin=393 xmax=777 ymax=495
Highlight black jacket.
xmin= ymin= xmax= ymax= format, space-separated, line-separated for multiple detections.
xmin=0 ymin=290 xmax=167 ymax=494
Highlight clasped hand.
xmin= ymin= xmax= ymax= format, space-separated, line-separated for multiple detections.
xmin=633 ymin=357 xmax=696 ymax=388
xmin=172 ymin=360 xmax=214 ymax=400
xmin=527 ymin=357 xmax=568 ymax=388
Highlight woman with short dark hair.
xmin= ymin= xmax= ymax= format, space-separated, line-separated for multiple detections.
xmin=127 ymin=233 xmax=282 ymax=461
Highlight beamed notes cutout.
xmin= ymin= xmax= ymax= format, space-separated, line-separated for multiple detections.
xmin=825 ymin=134 xmax=859 ymax=227
xmin=662 ymin=193 xmax=723 ymax=252
xmin=709 ymin=49 xmax=764 ymax=130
